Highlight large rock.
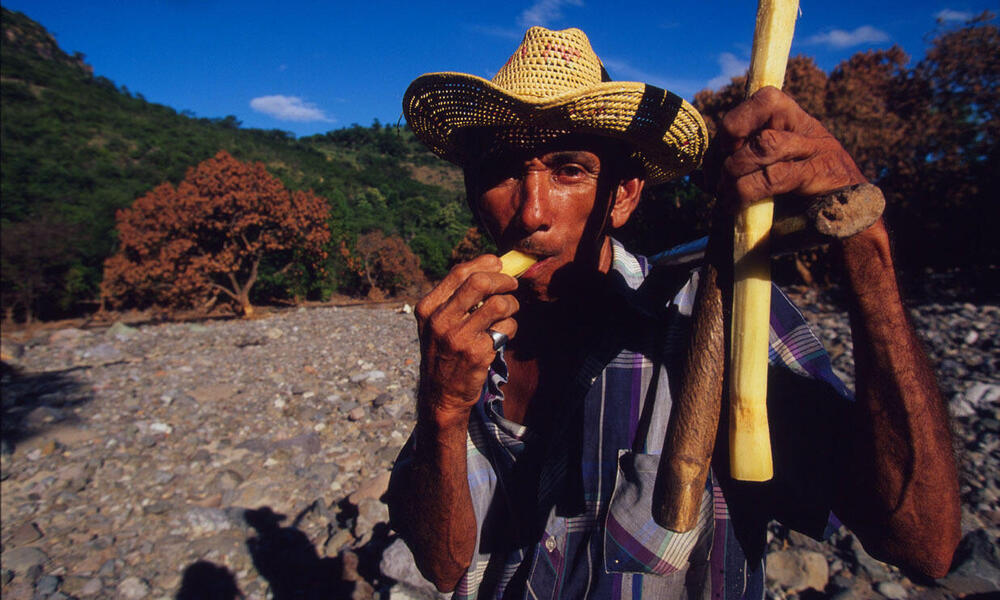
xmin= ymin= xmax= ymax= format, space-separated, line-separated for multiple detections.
xmin=107 ymin=321 xmax=138 ymax=341
xmin=188 ymin=384 xmax=241 ymax=404
xmin=349 ymin=471 xmax=391 ymax=504
xmin=185 ymin=506 xmax=238 ymax=536
xmin=765 ymin=549 xmax=829 ymax=593
xmin=940 ymin=529 xmax=1000 ymax=595
xmin=8 ymin=522 xmax=43 ymax=546
xmin=966 ymin=382 xmax=1000 ymax=411
xmin=380 ymin=539 xmax=449 ymax=599
xmin=354 ymin=498 xmax=389 ymax=544
xmin=84 ymin=342 xmax=122 ymax=362
xmin=875 ymin=581 xmax=908 ymax=599
xmin=117 ymin=576 xmax=150 ymax=599
xmin=0 ymin=546 xmax=48 ymax=574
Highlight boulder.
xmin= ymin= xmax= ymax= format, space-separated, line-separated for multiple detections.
xmin=765 ymin=549 xmax=829 ymax=593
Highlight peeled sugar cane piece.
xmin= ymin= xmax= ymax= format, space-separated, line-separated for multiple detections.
xmin=499 ymin=250 xmax=537 ymax=278
xmin=729 ymin=0 xmax=799 ymax=483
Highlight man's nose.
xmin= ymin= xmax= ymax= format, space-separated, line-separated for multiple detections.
xmin=515 ymin=169 xmax=550 ymax=233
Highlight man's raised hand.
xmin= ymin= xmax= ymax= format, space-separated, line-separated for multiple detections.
xmin=414 ymin=255 xmax=519 ymax=426
xmin=715 ymin=86 xmax=868 ymax=211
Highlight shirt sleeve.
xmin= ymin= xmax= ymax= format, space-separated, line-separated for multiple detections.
xmin=385 ymin=402 xmax=505 ymax=599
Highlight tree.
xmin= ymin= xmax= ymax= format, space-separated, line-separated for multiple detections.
xmin=824 ymin=47 xmax=911 ymax=181
xmin=691 ymin=24 xmax=1000 ymax=279
xmin=344 ymin=230 xmax=428 ymax=300
xmin=1 ymin=215 xmax=85 ymax=323
xmin=101 ymin=151 xmax=331 ymax=316
xmin=894 ymin=12 xmax=999 ymax=268
xmin=449 ymin=226 xmax=496 ymax=266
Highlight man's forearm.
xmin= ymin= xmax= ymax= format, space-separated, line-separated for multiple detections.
xmin=835 ymin=218 xmax=961 ymax=577
xmin=392 ymin=405 xmax=477 ymax=592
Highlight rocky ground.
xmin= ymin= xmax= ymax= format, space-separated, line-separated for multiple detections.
xmin=0 ymin=290 xmax=997 ymax=599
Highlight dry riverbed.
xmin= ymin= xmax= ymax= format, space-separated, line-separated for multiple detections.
xmin=1 ymin=291 xmax=997 ymax=599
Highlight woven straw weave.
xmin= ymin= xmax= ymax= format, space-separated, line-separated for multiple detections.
xmin=403 ymin=27 xmax=708 ymax=185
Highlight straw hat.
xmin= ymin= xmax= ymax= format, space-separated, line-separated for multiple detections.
xmin=403 ymin=27 xmax=708 ymax=185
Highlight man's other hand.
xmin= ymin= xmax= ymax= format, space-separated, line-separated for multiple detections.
xmin=712 ymin=86 xmax=868 ymax=212
xmin=414 ymin=254 xmax=519 ymax=426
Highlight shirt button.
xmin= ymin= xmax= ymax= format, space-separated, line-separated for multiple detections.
xmin=545 ymin=536 xmax=557 ymax=552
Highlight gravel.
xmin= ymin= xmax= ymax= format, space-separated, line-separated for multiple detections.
xmin=1 ymin=293 xmax=996 ymax=599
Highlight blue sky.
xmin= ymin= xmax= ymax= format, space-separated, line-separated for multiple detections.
xmin=4 ymin=0 xmax=993 ymax=137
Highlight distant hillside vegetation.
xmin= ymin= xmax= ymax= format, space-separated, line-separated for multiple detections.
xmin=3 ymin=8 xmax=996 ymax=321
xmin=1 ymin=7 xmax=467 ymax=322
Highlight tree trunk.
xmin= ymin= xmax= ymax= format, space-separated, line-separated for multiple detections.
xmin=362 ymin=257 xmax=377 ymax=292
xmin=241 ymin=298 xmax=255 ymax=318
xmin=230 ymin=255 xmax=261 ymax=318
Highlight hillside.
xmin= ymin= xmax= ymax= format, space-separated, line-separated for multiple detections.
xmin=0 ymin=8 xmax=466 ymax=322
xmin=3 ymin=7 xmax=997 ymax=322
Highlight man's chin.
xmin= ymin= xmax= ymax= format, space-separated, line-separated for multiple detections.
xmin=516 ymin=261 xmax=595 ymax=304
xmin=514 ymin=280 xmax=550 ymax=304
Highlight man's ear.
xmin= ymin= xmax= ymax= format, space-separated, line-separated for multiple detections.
xmin=609 ymin=177 xmax=644 ymax=229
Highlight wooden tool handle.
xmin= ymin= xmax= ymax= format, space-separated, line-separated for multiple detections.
xmin=654 ymin=262 xmax=725 ymax=532
xmin=729 ymin=0 xmax=799 ymax=482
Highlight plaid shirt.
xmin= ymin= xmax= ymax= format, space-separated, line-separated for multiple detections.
xmin=391 ymin=239 xmax=850 ymax=600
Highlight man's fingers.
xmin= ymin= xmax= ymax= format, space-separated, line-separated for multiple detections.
xmin=484 ymin=317 xmax=518 ymax=345
xmin=730 ymin=160 xmax=808 ymax=207
xmin=415 ymin=255 xmax=502 ymax=327
xmin=462 ymin=294 xmax=519 ymax=335
xmin=450 ymin=272 xmax=518 ymax=316
xmin=720 ymin=86 xmax=817 ymax=150
xmin=723 ymin=129 xmax=817 ymax=179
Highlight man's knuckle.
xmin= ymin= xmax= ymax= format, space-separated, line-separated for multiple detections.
xmin=755 ymin=86 xmax=784 ymax=106
xmin=468 ymin=272 xmax=493 ymax=294
xmin=427 ymin=314 xmax=450 ymax=339
xmin=757 ymin=130 xmax=781 ymax=155
xmin=441 ymin=329 xmax=465 ymax=353
xmin=415 ymin=299 xmax=433 ymax=321
xmin=721 ymin=112 xmax=740 ymax=136
xmin=736 ymin=175 xmax=765 ymax=203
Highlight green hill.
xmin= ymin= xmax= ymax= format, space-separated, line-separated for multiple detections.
xmin=1 ymin=7 xmax=467 ymax=321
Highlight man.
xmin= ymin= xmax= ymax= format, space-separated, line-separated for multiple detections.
xmin=387 ymin=27 xmax=960 ymax=599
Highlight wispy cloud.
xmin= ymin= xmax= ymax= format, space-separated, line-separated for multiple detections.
xmin=803 ymin=25 xmax=890 ymax=49
xmin=935 ymin=9 xmax=974 ymax=22
xmin=707 ymin=52 xmax=749 ymax=90
xmin=518 ymin=0 xmax=583 ymax=28
xmin=249 ymin=95 xmax=333 ymax=123
xmin=466 ymin=24 xmax=523 ymax=41
xmin=601 ymin=57 xmax=701 ymax=97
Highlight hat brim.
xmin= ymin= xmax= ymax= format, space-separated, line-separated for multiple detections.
xmin=403 ymin=72 xmax=708 ymax=185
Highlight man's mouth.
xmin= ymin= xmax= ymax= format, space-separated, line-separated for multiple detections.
xmin=519 ymin=255 xmax=553 ymax=279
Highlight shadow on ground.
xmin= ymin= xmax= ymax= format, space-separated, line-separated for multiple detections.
xmin=176 ymin=561 xmax=244 ymax=599
xmin=175 ymin=503 xmax=396 ymax=599
xmin=244 ymin=506 xmax=351 ymax=598
xmin=0 ymin=361 xmax=92 ymax=454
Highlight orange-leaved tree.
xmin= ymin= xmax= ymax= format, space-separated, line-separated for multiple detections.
xmin=102 ymin=151 xmax=330 ymax=316
xmin=341 ymin=230 xmax=428 ymax=300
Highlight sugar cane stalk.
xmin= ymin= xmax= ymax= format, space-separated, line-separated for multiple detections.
xmin=729 ymin=0 xmax=799 ymax=482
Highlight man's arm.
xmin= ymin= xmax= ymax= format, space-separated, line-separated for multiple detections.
xmin=388 ymin=255 xmax=519 ymax=592
xmin=834 ymin=220 xmax=961 ymax=577
xmin=715 ymin=86 xmax=961 ymax=577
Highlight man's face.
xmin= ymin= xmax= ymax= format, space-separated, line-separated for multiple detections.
xmin=469 ymin=142 xmax=619 ymax=302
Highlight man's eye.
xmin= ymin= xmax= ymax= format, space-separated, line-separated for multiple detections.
xmin=554 ymin=165 xmax=586 ymax=181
